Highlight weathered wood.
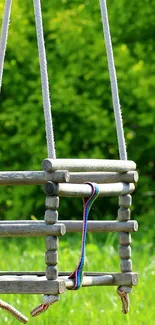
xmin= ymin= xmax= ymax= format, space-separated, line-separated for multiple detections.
xmin=0 ymin=223 xmax=66 ymax=237
xmin=46 ymin=236 xmax=59 ymax=250
xmin=118 ymin=232 xmax=132 ymax=246
xmin=118 ymin=246 xmax=131 ymax=259
xmin=0 ymin=272 xmax=138 ymax=286
xmin=65 ymin=275 xmax=114 ymax=288
xmin=69 ymin=171 xmax=138 ymax=184
xmin=0 ymin=273 xmax=138 ymax=292
xmin=120 ymin=259 xmax=132 ymax=272
xmin=45 ymin=251 xmax=58 ymax=265
xmin=44 ymin=210 xmax=58 ymax=224
xmin=45 ymin=196 xmax=59 ymax=209
xmin=0 ymin=220 xmax=138 ymax=233
xmin=117 ymin=208 xmax=130 ymax=221
xmin=64 ymin=273 xmax=138 ymax=287
xmin=0 ymin=276 xmax=65 ymax=294
xmin=44 ymin=182 xmax=135 ymax=197
xmin=61 ymin=220 xmax=138 ymax=233
xmin=46 ymin=266 xmax=58 ymax=280
xmin=0 ymin=170 xmax=70 ymax=185
xmin=59 ymin=272 xmax=138 ymax=286
xmin=119 ymin=194 xmax=132 ymax=207
xmin=42 ymin=159 xmax=136 ymax=172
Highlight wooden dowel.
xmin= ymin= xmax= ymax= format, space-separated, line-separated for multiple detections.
xmin=0 ymin=221 xmax=138 ymax=233
xmin=0 ymin=170 xmax=70 ymax=185
xmin=0 ymin=223 xmax=66 ymax=237
xmin=61 ymin=220 xmax=138 ymax=233
xmin=69 ymin=171 xmax=138 ymax=184
xmin=0 ymin=276 xmax=66 ymax=294
xmin=62 ymin=273 xmax=138 ymax=287
xmin=44 ymin=182 xmax=135 ymax=197
xmin=42 ymin=159 xmax=136 ymax=172
xmin=65 ymin=275 xmax=114 ymax=288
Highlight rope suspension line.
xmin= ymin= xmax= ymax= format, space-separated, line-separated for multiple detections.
xmin=33 ymin=0 xmax=56 ymax=159
xmin=0 ymin=0 xmax=12 ymax=92
xmin=0 ymin=299 xmax=28 ymax=324
xmin=99 ymin=0 xmax=127 ymax=160
xmin=0 ymin=2 xmax=29 ymax=323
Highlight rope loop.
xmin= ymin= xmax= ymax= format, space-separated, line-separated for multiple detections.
xmin=69 ymin=182 xmax=99 ymax=290
xmin=31 ymin=295 xmax=60 ymax=317
xmin=117 ymin=286 xmax=132 ymax=314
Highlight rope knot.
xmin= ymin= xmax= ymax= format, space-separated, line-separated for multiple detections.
xmin=31 ymin=295 xmax=59 ymax=317
xmin=117 ymin=286 xmax=132 ymax=314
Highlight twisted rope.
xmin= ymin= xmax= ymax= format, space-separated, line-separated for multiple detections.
xmin=33 ymin=0 xmax=56 ymax=159
xmin=0 ymin=6 xmax=29 ymax=323
xmin=31 ymin=295 xmax=59 ymax=317
xmin=0 ymin=0 xmax=12 ymax=92
xmin=69 ymin=182 xmax=99 ymax=289
xmin=99 ymin=0 xmax=127 ymax=160
xmin=117 ymin=286 xmax=132 ymax=314
xmin=0 ymin=299 xmax=28 ymax=324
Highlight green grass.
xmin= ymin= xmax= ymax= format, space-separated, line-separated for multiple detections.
xmin=0 ymin=233 xmax=155 ymax=325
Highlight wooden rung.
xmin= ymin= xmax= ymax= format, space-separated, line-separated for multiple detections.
xmin=0 ymin=276 xmax=66 ymax=294
xmin=44 ymin=182 xmax=135 ymax=197
xmin=0 ymin=223 xmax=66 ymax=237
xmin=0 ymin=221 xmax=138 ymax=233
xmin=63 ymin=275 xmax=113 ymax=287
xmin=62 ymin=220 xmax=138 ymax=233
xmin=42 ymin=159 xmax=136 ymax=172
xmin=0 ymin=170 xmax=70 ymax=185
xmin=61 ymin=272 xmax=138 ymax=287
xmin=69 ymin=171 xmax=138 ymax=184
xmin=0 ymin=273 xmax=138 ymax=291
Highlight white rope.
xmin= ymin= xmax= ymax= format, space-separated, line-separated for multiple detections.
xmin=0 ymin=0 xmax=12 ymax=92
xmin=33 ymin=0 xmax=56 ymax=159
xmin=99 ymin=0 xmax=127 ymax=160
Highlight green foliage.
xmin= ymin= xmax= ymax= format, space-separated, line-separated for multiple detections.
xmin=0 ymin=0 xmax=155 ymax=224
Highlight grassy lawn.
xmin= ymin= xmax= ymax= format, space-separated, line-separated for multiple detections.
xmin=0 ymin=232 xmax=154 ymax=325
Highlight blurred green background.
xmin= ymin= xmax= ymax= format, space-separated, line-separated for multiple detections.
xmin=0 ymin=0 xmax=155 ymax=225
xmin=0 ymin=0 xmax=155 ymax=324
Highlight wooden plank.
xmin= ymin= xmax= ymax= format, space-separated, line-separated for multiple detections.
xmin=0 ymin=273 xmax=138 ymax=288
xmin=0 ymin=220 xmax=138 ymax=233
xmin=69 ymin=171 xmax=138 ymax=184
xmin=42 ymin=158 xmax=136 ymax=172
xmin=44 ymin=182 xmax=135 ymax=197
xmin=0 ymin=223 xmax=66 ymax=237
xmin=0 ymin=170 xmax=70 ymax=185
xmin=0 ymin=276 xmax=66 ymax=294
